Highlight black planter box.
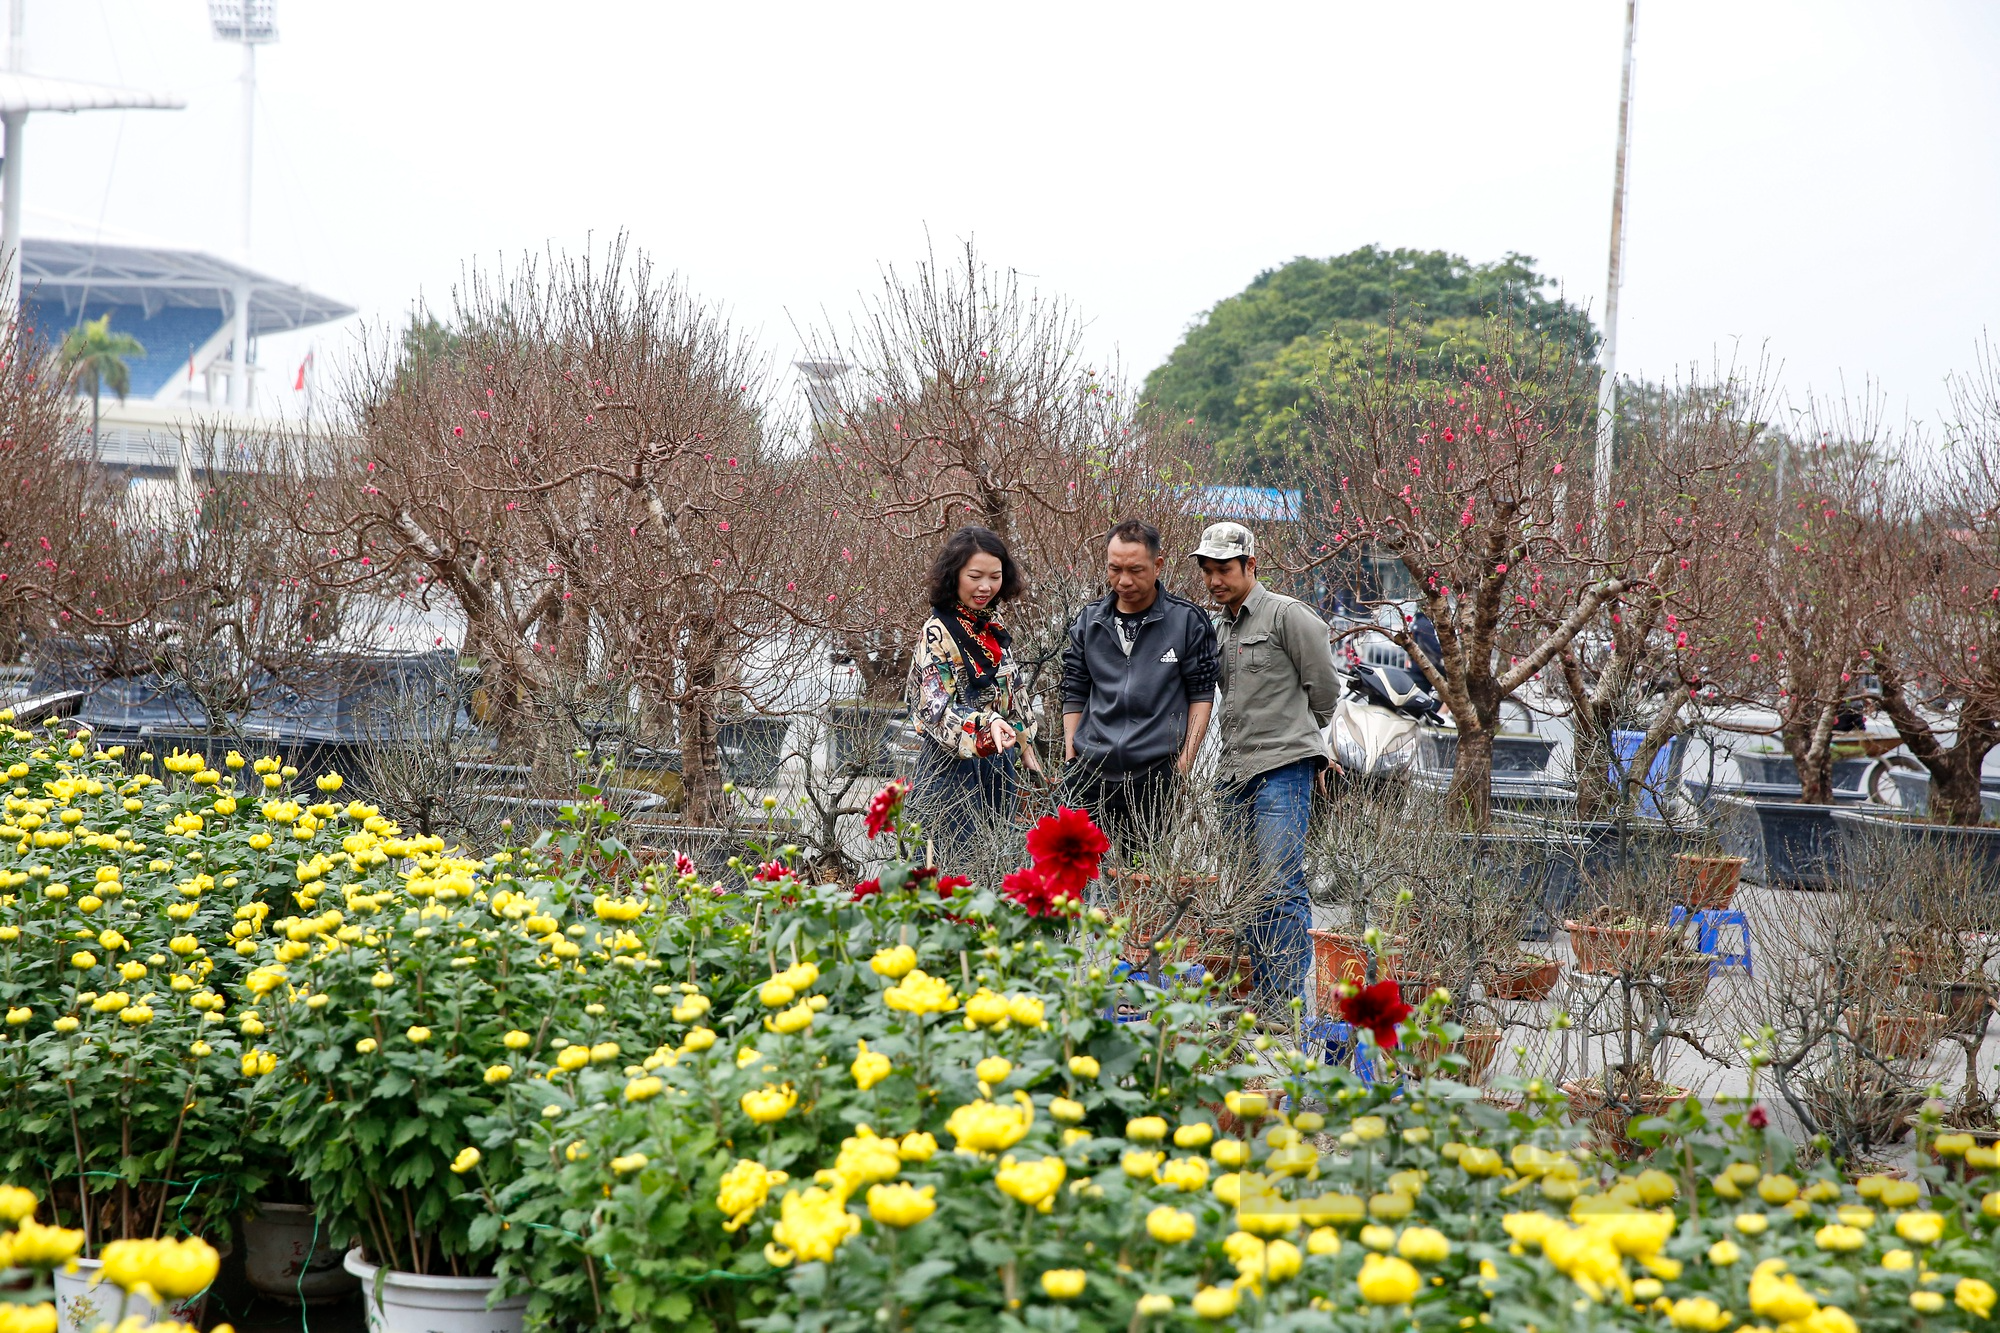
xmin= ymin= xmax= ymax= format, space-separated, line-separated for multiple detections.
xmin=1830 ymin=807 xmax=2000 ymax=906
xmin=1713 ymin=793 xmax=1844 ymax=890
xmin=1885 ymin=768 xmax=2000 ymax=822
xmin=1421 ymin=733 xmax=1561 ymax=775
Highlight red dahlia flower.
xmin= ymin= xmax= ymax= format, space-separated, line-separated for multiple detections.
xmin=1024 ymin=806 xmax=1109 ymax=897
xmin=865 ymin=779 xmax=910 ymax=839
xmin=1001 ymin=865 xmax=1068 ymax=918
xmin=1340 ymin=979 xmax=1412 ymax=1049
xmin=850 ymin=877 xmax=881 ymax=902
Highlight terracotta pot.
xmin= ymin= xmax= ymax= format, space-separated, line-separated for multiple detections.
xmin=1911 ymin=982 xmax=1994 ymax=1039
xmin=1309 ymin=929 xmax=1400 ymax=1016
xmin=1207 ymin=1080 xmax=1282 ymax=1139
xmin=1113 ymin=873 xmax=1202 ymax=965
xmin=1672 ymin=853 xmax=1745 ymax=910
xmin=1565 ymin=921 xmax=1670 ymax=975
xmin=1192 ymin=953 xmax=1257 ymax=999
xmin=1487 ymin=955 xmax=1560 ymax=1001
xmin=1892 ymin=947 xmax=1957 ymax=984
xmin=1659 ymin=955 xmax=1712 ymax=1011
xmin=1416 ymin=1026 xmax=1504 ymax=1080
xmin=1562 ymin=1081 xmax=1688 ymax=1159
xmin=1850 ymin=1009 xmax=1946 ymax=1060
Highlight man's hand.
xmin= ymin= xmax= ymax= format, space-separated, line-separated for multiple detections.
xmin=1178 ymin=699 xmax=1214 ymax=775
xmin=989 ymin=717 xmax=1018 ymax=753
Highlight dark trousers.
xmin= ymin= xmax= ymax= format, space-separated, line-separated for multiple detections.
xmin=911 ymin=739 xmax=1018 ymax=874
xmin=1217 ymin=758 xmax=1316 ymax=1009
xmin=1061 ymin=759 xmax=1177 ymax=870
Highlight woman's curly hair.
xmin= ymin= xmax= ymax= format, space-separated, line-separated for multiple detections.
xmin=924 ymin=526 xmax=1024 ymax=612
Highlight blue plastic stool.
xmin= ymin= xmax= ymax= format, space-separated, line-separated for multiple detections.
xmin=1104 ymin=959 xmax=1230 ymax=1023
xmin=1303 ymin=1017 xmax=1378 ymax=1085
xmin=1668 ymin=907 xmax=1753 ymax=976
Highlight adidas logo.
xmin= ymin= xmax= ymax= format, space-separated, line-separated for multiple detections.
xmin=1159 ymin=648 xmax=1179 ymax=664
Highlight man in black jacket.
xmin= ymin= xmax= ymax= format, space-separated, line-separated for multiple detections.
xmin=1060 ymin=519 xmax=1219 ymax=859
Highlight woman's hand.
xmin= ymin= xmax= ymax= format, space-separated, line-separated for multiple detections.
xmin=988 ymin=717 xmax=1019 ymax=752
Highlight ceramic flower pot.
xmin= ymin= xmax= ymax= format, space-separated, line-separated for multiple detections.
xmin=1909 ymin=982 xmax=1994 ymax=1039
xmin=243 ymin=1200 xmax=357 ymax=1303
xmin=1415 ymin=1026 xmax=1504 ymax=1080
xmin=1658 ymin=954 xmax=1712 ymax=1011
xmin=56 ymin=1259 xmax=206 ymax=1333
xmin=344 ymin=1248 xmax=526 ymax=1333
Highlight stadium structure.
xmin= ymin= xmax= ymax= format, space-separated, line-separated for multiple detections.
xmin=20 ymin=238 xmax=353 ymax=477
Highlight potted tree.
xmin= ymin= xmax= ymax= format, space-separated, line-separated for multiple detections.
xmin=1557 ymin=372 xmax=1765 ymax=826
xmin=1702 ymin=426 xmax=1888 ymax=888
xmin=1834 ymin=381 xmax=2000 ymax=875
xmin=1295 ymin=328 xmax=1662 ymax=830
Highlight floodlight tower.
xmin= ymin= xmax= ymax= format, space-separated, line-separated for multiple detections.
xmin=0 ymin=0 xmax=182 ymax=319
xmin=209 ymin=1 xmax=274 ymax=410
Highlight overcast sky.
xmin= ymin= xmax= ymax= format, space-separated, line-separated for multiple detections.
xmin=17 ymin=1 xmax=2000 ymax=435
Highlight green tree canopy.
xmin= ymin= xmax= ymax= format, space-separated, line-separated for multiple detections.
xmin=1141 ymin=246 xmax=1598 ymax=478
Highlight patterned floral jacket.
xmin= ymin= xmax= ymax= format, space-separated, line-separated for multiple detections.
xmin=906 ymin=605 xmax=1039 ymax=760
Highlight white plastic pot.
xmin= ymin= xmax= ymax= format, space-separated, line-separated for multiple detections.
xmin=343 ymin=1248 xmax=526 ymax=1333
xmin=55 ymin=1259 xmax=205 ymax=1333
xmin=242 ymin=1201 xmax=357 ymax=1303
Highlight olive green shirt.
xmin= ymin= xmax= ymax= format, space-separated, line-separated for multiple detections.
xmin=1214 ymin=582 xmax=1340 ymax=784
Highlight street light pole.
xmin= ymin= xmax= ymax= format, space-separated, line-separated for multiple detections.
xmin=227 ymin=34 xmax=252 ymax=409
xmin=1594 ymin=0 xmax=1638 ymax=526
xmin=2 ymin=0 xmax=24 ymax=312
xmin=209 ymin=2 xmax=275 ymax=411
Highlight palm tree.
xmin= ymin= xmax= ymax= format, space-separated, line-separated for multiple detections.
xmin=58 ymin=314 xmax=147 ymax=449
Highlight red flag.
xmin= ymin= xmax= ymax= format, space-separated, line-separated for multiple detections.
xmin=294 ymin=360 xmax=306 ymax=391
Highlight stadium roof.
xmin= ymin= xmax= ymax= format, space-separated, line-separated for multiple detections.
xmin=22 ymin=238 xmax=355 ymax=336
xmin=0 ymin=72 xmax=184 ymax=115
xmin=1189 ymin=485 xmax=1302 ymax=522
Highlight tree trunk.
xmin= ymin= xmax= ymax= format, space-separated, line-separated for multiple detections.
xmin=1570 ymin=699 xmax=1617 ymax=820
xmin=1783 ymin=704 xmax=1838 ymax=805
xmin=1874 ymin=657 xmax=1994 ymax=827
xmin=682 ymin=660 xmax=724 ymax=828
xmin=1617 ymin=699 xmax=1685 ymax=817
xmin=1930 ymin=756 xmax=1987 ymax=828
xmin=1446 ymin=726 xmax=1494 ymax=830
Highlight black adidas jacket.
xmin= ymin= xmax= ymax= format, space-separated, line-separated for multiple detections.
xmin=1060 ymin=588 xmax=1220 ymax=777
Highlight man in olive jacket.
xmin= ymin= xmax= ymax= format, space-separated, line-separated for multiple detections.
xmin=1194 ymin=521 xmax=1339 ymax=1008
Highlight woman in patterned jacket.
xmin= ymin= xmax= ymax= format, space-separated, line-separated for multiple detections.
xmin=906 ymin=526 xmax=1043 ymax=870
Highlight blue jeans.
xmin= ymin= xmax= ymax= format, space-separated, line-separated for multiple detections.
xmin=1218 ymin=759 xmax=1315 ymax=1007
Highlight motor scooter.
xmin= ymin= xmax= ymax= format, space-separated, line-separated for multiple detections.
xmin=1327 ymin=662 xmax=1444 ymax=779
